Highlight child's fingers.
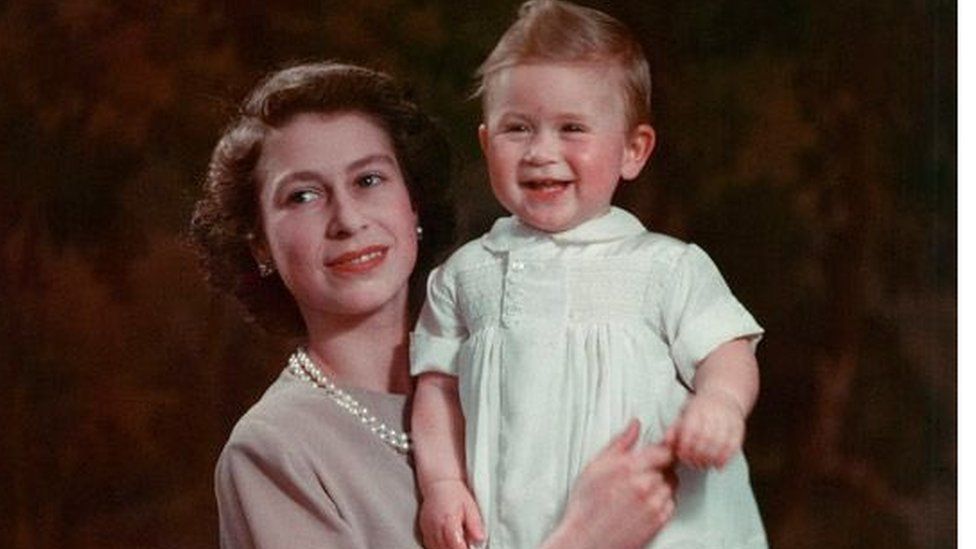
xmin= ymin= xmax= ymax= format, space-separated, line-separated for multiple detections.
xmin=714 ymin=443 xmax=733 ymax=468
xmin=701 ymin=417 xmax=738 ymax=467
xmin=675 ymin=417 xmax=702 ymax=458
xmin=670 ymin=400 xmax=750 ymax=469
xmin=463 ymin=500 xmax=486 ymax=542
xmin=663 ymin=423 xmax=678 ymax=447
xmin=680 ymin=421 xmax=716 ymax=468
xmin=700 ymin=436 xmax=724 ymax=466
xmin=440 ymin=518 xmax=466 ymax=549
xmin=717 ymin=423 xmax=744 ymax=467
xmin=419 ymin=507 xmax=446 ymax=549
xmin=667 ymin=416 xmax=689 ymax=452
xmin=700 ymin=419 xmax=741 ymax=467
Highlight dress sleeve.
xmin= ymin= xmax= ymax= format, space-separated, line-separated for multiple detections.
xmin=410 ymin=264 xmax=467 ymax=376
xmin=661 ymin=244 xmax=764 ymax=387
xmin=215 ymin=418 xmax=361 ymax=549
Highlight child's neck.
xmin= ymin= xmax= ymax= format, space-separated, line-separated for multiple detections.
xmin=518 ymin=206 xmax=613 ymax=234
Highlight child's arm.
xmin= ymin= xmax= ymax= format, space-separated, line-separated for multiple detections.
xmin=664 ymin=337 xmax=759 ymax=469
xmin=412 ymin=372 xmax=485 ymax=549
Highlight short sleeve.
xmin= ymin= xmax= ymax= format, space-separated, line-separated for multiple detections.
xmin=410 ymin=265 xmax=467 ymax=376
xmin=661 ymin=244 xmax=764 ymax=387
xmin=215 ymin=418 xmax=356 ymax=548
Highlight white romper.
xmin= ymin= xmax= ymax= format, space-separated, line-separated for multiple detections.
xmin=411 ymin=207 xmax=768 ymax=548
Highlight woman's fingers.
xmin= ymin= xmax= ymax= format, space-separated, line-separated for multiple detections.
xmin=652 ymin=492 xmax=676 ymax=529
xmin=556 ymin=421 xmax=679 ymax=549
xmin=607 ymin=418 xmax=641 ymax=454
xmin=635 ymin=442 xmax=674 ymax=469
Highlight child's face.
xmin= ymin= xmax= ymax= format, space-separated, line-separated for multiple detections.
xmin=479 ymin=62 xmax=654 ymax=233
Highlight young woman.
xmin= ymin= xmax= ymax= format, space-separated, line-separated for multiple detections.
xmin=191 ymin=61 xmax=676 ymax=548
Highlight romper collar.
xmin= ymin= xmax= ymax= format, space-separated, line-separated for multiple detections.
xmin=480 ymin=207 xmax=647 ymax=252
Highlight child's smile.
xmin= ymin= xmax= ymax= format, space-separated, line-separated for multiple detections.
xmin=519 ymin=178 xmax=574 ymax=201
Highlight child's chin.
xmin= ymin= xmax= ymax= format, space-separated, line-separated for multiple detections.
xmin=529 ymin=220 xmax=571 ymax=233
xmin=520 ymin=213 xmax=576 ymax=233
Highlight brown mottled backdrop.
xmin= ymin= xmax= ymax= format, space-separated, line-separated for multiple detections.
xmin=0 ymin=1 xmax=955 ymax=547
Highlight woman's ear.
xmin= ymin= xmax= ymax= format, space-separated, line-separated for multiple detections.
xmin=620 ymin=124 xmax=656 ymax=181
xmin=248 ymin=231 xmax=272 ymax=269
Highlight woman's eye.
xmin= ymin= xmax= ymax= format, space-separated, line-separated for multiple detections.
xmin=503 ymin=123 xmax=530 ymax=133
xmin=287 ymin=189 xmax=319 ymax=204
xmin=562 ymin=123 xmax=586 ymax=133
xmin=357 ymin=173 xmax=384 ymax=188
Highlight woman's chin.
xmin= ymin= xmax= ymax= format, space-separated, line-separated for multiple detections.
xmin=304 ymin=288 xmax=409 ymax=323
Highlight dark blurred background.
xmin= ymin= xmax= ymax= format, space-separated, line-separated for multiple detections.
xmin=0 ymin=1 xmax=956 ymax=547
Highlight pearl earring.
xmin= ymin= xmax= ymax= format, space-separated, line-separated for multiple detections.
xmin=416 ymin=226 xmax=424 ymax=241
xmin=258 ymin=262 xmax=275 ymax=277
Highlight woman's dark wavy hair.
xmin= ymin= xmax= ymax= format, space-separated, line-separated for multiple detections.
xmin=190 ymin=61 xmax=456 ymax=336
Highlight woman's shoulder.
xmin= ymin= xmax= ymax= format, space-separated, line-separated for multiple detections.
xmin=217 ymin=372 xmax=316 ymax=463
xmin=214 ymin=370 xmax=363 ymax=496
xmin=218 ymin=371 xmax=410 ymax=466
xmin=214 ymin=372 xmax=357 ymax=545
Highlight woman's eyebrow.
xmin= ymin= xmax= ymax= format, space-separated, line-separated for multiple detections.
xmin=346 ymin=153 xmax=397 ymax=173
xmin=269 ymin=153 xmax=396 ymax=189
xmin=272 ymin=170 xmax=323 ymax=188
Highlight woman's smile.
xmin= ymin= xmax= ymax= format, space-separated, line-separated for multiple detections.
xmin=326 ymin=245 xmax=389 ymax=274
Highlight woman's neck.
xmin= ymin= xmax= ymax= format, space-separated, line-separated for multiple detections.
xmin=303 ymin=304 xmax=413 ymax=395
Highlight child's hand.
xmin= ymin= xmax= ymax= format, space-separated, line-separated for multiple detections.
xmin=419 ymin=479 xmax=485 ymax=549
xmin=664 ymin=390 xmax=746 ymax=469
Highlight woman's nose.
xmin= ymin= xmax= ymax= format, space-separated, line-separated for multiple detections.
xmin=326 ymin=195 xmax=368 ymax=239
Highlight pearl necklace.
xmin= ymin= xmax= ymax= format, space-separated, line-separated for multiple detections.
xmin=288 ymin=347 xmax=411 ymax=454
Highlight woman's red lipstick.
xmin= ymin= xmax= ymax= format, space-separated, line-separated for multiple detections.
xmin=326 ymin=245 xmax=388 ymax=274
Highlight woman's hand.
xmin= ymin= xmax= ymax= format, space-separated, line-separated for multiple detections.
xmin=542 ymin=419 xmax=677 ymax=549
xmin=418 ymin=478 xmax=485 ymax=549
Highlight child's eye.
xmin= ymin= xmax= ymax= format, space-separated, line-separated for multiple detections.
xmin=356 ymin=173 xmax=384 ymax=188
xmin=503 ymin=123 xmax=530 ymax=133
xmin=561 ymin=123 xmax=586 ymax=133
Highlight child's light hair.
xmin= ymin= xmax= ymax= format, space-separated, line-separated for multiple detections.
xmin=475 ymin=0 xmax=651 ymax=129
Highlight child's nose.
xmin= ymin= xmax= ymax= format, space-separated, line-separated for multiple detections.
xmin=523 ymin=130 xmax=558 ymax=164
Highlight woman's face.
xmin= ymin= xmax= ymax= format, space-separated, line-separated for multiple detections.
xmin=253 ymin=111 xmax=418 ymax=325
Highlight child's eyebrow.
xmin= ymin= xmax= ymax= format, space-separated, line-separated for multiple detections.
xmin=554 ymin=111 xmax=589 ymax=119
xmin=495 ymin=109 xmax=590 ymax=120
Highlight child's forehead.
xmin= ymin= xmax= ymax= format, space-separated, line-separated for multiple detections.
xmin=489 ymin=58 xmax=625 ymax=84
xmin=482 ymin=60 xmax=629 ymax=109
